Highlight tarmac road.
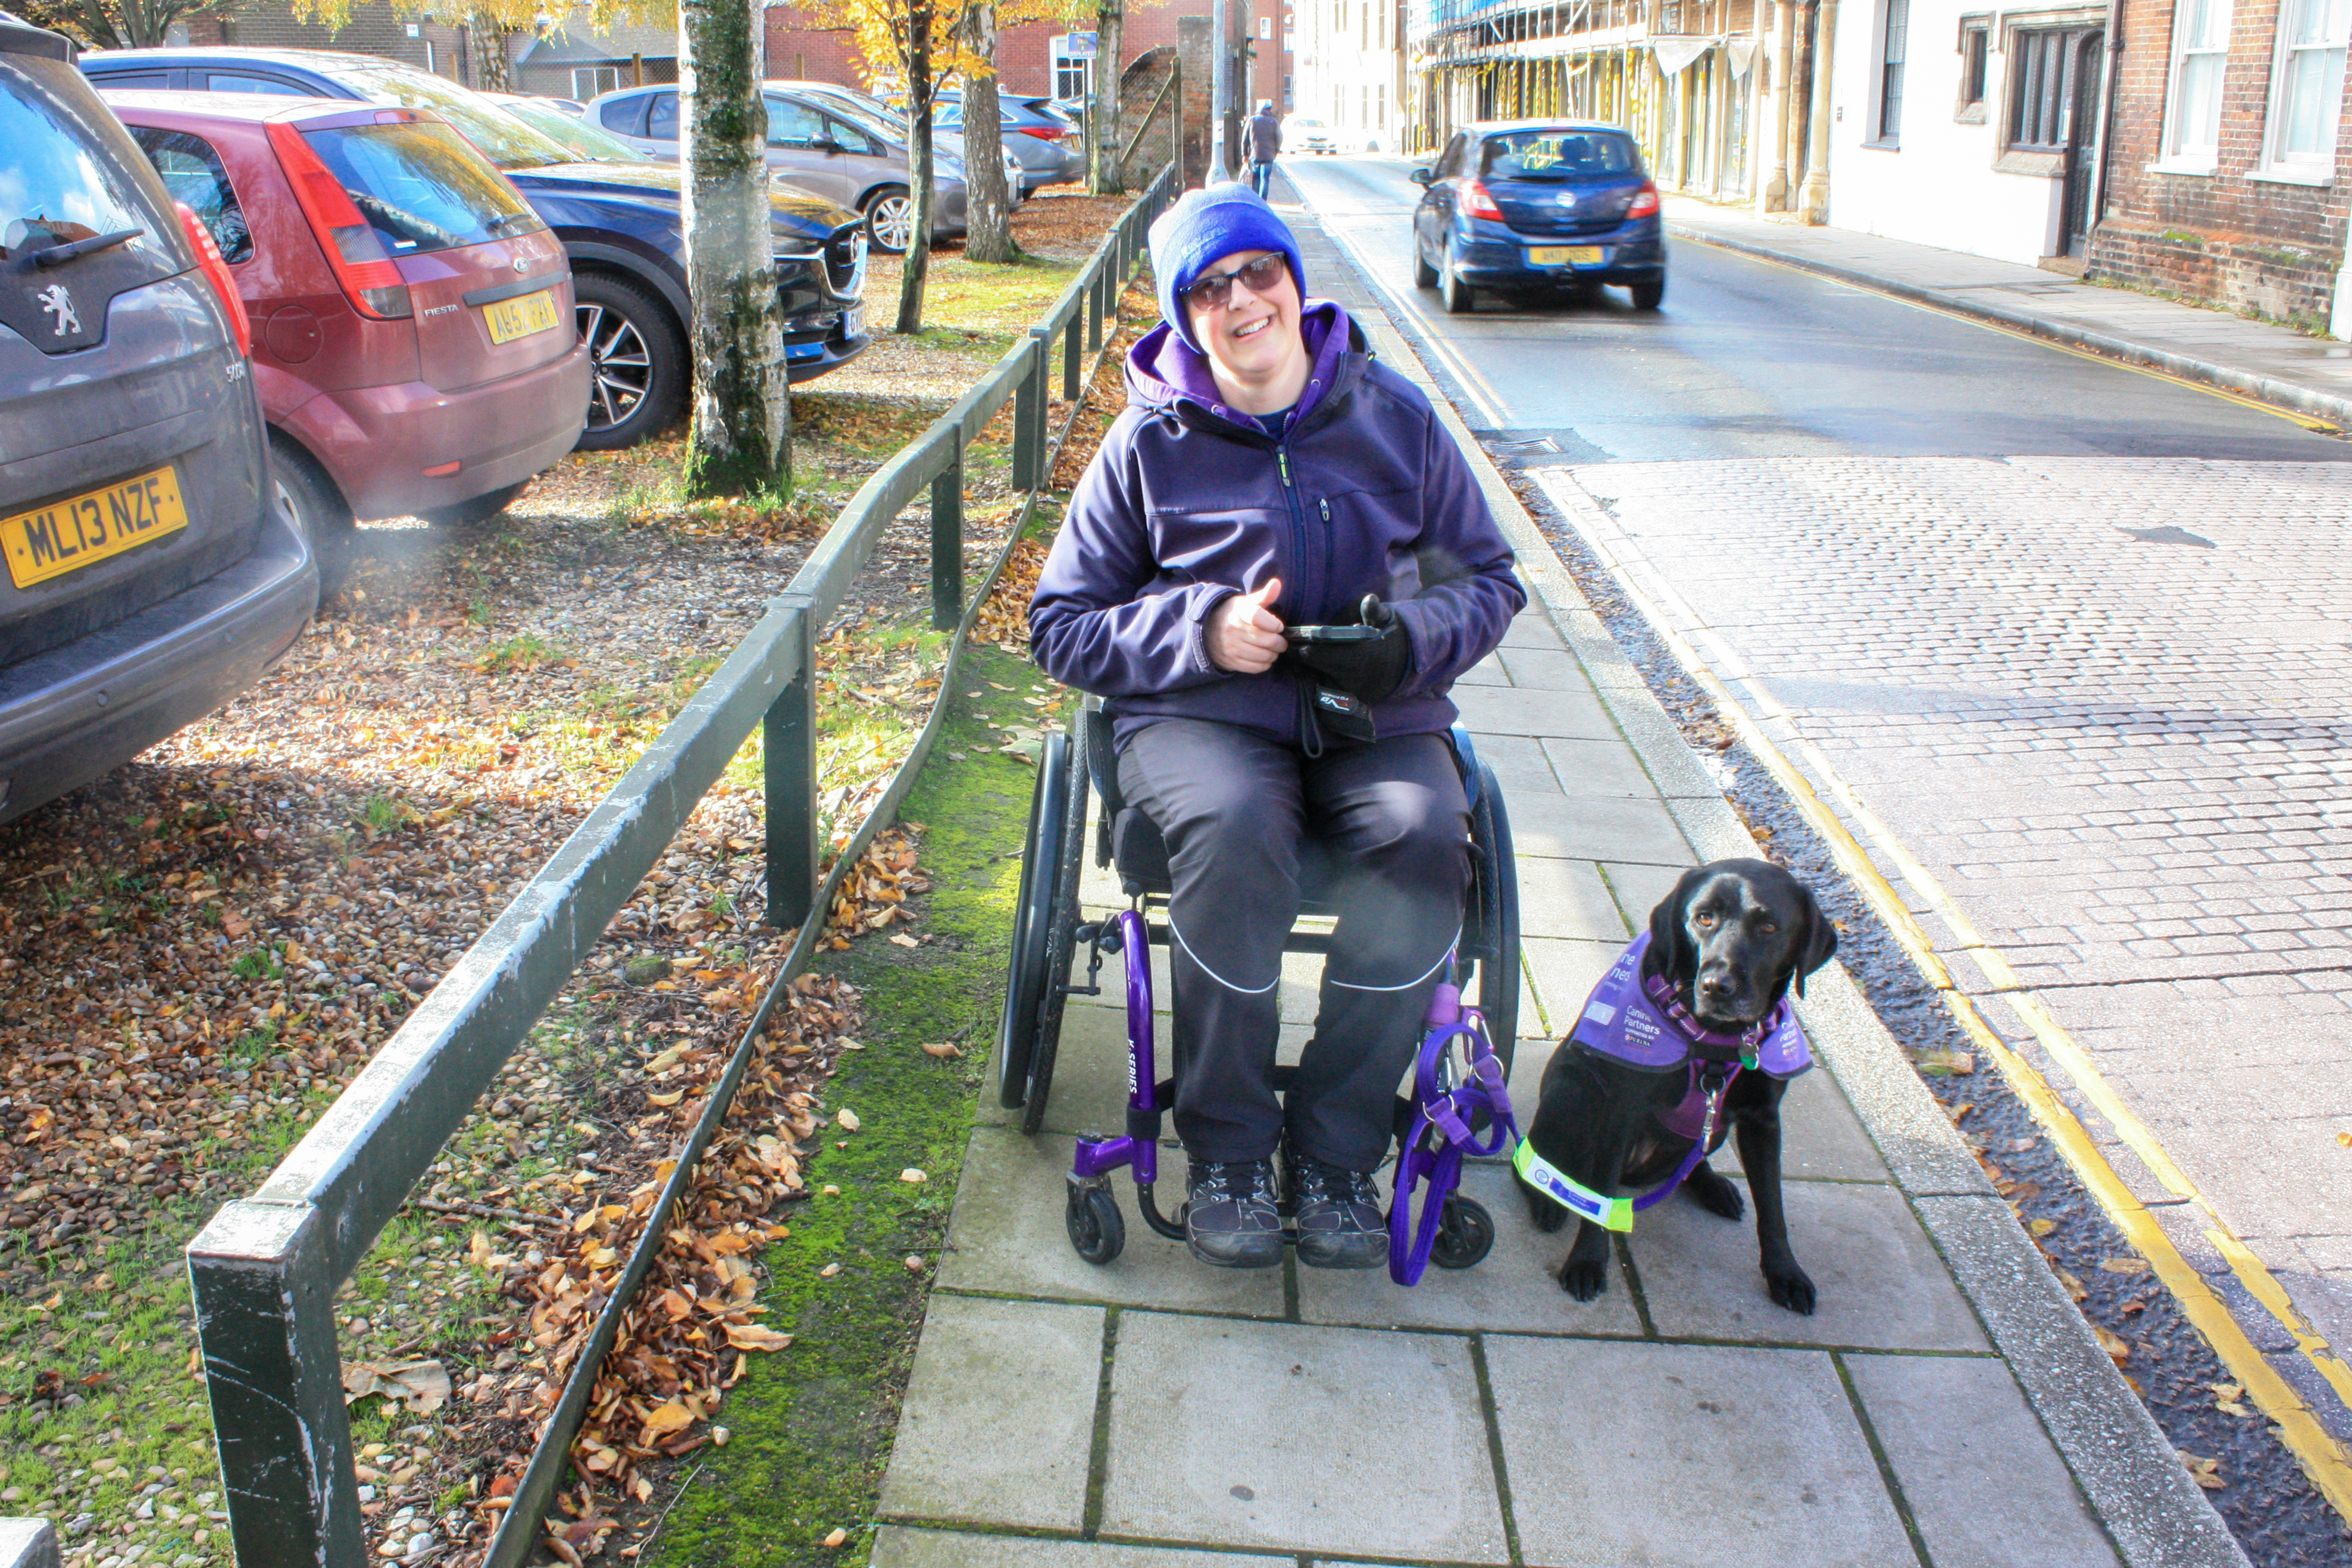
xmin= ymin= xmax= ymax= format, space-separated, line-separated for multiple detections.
xmin=1279 ymin=154 xmax=2347 ymax=465
xmin=1281 ymin=153 xmax=2352 ymax=1559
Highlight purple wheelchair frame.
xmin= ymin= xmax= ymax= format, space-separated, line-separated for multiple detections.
xmin=1065 ymin=909 xmax=1515 ymax=1282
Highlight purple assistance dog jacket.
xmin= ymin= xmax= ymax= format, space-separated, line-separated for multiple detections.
xmin=1569 ymin=931 xmax=1812 ymax=1143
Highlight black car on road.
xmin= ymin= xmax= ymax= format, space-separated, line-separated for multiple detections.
xmin=1 ymin=12 xmax=317 ymax=827
xmin=1411 ymin=120 xmax=1666 ymax=314
xmin=78 ymin=48 xmax=873 ymax=447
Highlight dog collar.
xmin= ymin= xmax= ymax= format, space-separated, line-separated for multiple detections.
xmin=1512 ymin=1139 xmax=1634 ymax=1232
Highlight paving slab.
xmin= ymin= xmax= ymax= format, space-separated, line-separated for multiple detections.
xmin=871 ymin=1529 xmax=1285 ymax=1567
xmin=1516 ymin=935 xmax=1622 ymax=1038
xmin=1470 ymin=731 xmax=1565 ymax=797
xmin=1513 ymin=856 xmax=1630 ymax=943
xmin=936 ymin=1126 xmax=1288 ymax=1316
xmin=877 ymin=1295 xmax=1104 ymax=1532
xmin=1293 ymin=1160 xmax=1645 ymax=1337
xmin=1537 ymin=735 xmax=1666 ymax=799
xmin=1100 ymin=1313 xmax=1510 ymax=1563
xmin=1484 ymin=1336 xmax=1917 ymax=1568
xmin=1845 ymin=1353 xmax=2125 ymax=1568
xmin=1456 ymin=652 xmax=1510 ymax=687
xmin=1499 ymin=608 xmax=1566 ymax=649
xmin=1507 ymin=790 xmax=1694 ymax=865
xmin=1602 ymin=860 xmax=1685 ymax=927
xmin=1451 ymin=681 xmax=1619 ymax=741
xmin=1632 ymin=1176 xmax=1989 ymax=1351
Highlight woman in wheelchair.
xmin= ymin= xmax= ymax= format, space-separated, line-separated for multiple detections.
xmin=1028 ymin=186 xmax=1524 ymax=1270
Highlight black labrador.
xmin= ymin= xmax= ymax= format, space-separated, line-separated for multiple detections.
xmin=1518 ymin=859 xmax=1837 ymax=1313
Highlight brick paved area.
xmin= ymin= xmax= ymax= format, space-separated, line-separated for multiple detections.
xmin=1539 ymin=456 xmax=2352 ymax=1403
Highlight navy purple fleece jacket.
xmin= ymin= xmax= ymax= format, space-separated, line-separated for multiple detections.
xmin=1028 ymin=299 xmax=1525 ymax=745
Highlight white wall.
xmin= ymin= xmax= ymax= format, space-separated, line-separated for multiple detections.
xmin=1824 ymin=0 xmax=2068 ymax=264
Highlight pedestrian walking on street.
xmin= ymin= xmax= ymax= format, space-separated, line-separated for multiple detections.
xmin=1247 ymin=102 xmax=1282 ymax=200
xmin=1029 ymin=186 xmax=1524 ymax=1271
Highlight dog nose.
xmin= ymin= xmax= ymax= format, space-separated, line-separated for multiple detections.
xmin=1697 ymin=972 xmax=1737 ymax=1003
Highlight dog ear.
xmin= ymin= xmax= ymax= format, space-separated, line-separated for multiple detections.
xmin=1649 ymin=870 xmax=1700 ymax=984
xmin=1792 ymin=884 xmax=1838 ymax=997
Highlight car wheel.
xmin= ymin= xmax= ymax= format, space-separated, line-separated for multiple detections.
xmin=1630 ymin=276 xmax=1666 ymax=311
xmin=1413 ymin=237 xmax=1438 ymax=289
xmin=417 ymin=480 xmax=531 ymax=529
xmin=1441 ymin=240 xmax=1475 ymax=314
xmin=574 ymin=273 xmax=687 ymax=451
xmin=268 ymin=431 xmax=354 ymax=593
xmin=864 ymin=186 xmax=915 ymax=255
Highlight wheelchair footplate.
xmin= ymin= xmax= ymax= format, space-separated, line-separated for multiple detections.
xmin=1063 ymin=913 xmax=1514 ymax=1282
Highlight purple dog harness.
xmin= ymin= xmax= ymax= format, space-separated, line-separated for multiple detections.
xmin=1513 ymin=932 xmax=1812 ymax=1230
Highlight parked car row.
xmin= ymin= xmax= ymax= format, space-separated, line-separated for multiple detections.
xmin=0 ymin=16 xmax=893 ymax=831
xmin=932 ymin=90 xmax=1085 ymax=198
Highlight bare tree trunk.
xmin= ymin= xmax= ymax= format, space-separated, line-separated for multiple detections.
xmin=468 ymin=12 xmax=510 ymax=90
xmin=895 ymin=0 xmax=936 ymax=334
xmin=1089 ymin=0 xmax=1125 ymax=193
xmin=680 ymin=0 xmax=790 ymax=497
xmin=961 ymin=0 xmax=1018 ymax=264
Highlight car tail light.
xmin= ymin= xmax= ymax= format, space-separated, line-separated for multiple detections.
xmin=1627 ymin=181 xmax=1661 ymax=218
xmin=1462 ymin=180 xmax=1505 ymax=220
xmin=174 ymin=201 xmax=251 ymax=358
xmin=1019 ymin=125 xmax=1066 ymax=141
xmin=265 ymin=120 xmax=414 ymax=321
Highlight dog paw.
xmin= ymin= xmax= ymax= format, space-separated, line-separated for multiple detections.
xmin=1765 ymin=1263 xmax=1816 ymax=1316
xmin=1559 ymin=1257 xmax=1610 ymax=1301
xmin=1525 ymin=1194 xmax=1569 ymax=1234
xmin=1685 ymin=1166 xmax=1744 ymax=1221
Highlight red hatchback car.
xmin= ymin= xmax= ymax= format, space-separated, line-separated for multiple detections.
xmin=99 ymin=90 xmax=590 ymax=556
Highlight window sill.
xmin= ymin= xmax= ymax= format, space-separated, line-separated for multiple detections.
xmin=2251 ymin=164 xmax=2334 ymax=187
xmin=1860 ymin=136 xmax=1901 ymax=150
xmin=2147 ymin=158 xmax=2218 ymax=176
xmin=1954 ymin=104 xmax=1987 ymax=123
xmin=1995 ymin=148 xmax=2065 ymax=175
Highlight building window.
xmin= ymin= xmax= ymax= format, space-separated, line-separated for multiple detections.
xmin=1052 ymin=36 xmax=1095 ymax=102
xmin=1957 ymin=16 xmax=1991 ymax=118
xmin=2160 ymin=0 xmax=2231 ymax=167
xmin=573 ymin=65 xmax=620 ymax=100
xmin=1874 ymin=0 xmax=1911 ymax=143
xmin=2261 ymin=0 xmax=2348 ymax=177
xmin=2008 ymin=27 xmax=2084 ymax=149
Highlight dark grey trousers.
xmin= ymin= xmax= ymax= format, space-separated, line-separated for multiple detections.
xmin=1116 ymin=719 xmax=1471 ymax=1170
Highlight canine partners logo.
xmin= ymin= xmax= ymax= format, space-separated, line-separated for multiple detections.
xmin=36 ymin=282 xmax=80 ymax=337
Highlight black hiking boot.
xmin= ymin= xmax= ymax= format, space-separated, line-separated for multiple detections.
xmin=1282 ymin=1146 xmax=1387 ymax=1270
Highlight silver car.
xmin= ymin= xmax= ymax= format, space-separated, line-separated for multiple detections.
xmin=588 ymin=83 xmax=965 ymax=253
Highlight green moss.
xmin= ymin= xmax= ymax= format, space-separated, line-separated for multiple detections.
xmin=646 ymin=646 xmax=1045 ymax=1568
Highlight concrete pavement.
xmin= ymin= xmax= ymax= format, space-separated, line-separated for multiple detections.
xmin=1662 ymin=198 xmax=2352 ymax=432
xmin=861 ymin=197 xmax=2244 ymax=1567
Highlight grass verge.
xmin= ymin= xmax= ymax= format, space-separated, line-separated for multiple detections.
xmin=644 ymin=645 xmax=1047 ymax=1568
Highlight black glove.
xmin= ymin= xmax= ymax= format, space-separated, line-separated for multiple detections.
xmin=1289 ymin=595 xmax=1411 ymax=705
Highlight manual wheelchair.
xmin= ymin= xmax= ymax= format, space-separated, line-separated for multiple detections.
xmin=995 ymin=700 xmax=1523 ymax=1282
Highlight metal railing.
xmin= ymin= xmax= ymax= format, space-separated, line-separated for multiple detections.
xmin=177 ymin=163 xmax=1178 ymax=1568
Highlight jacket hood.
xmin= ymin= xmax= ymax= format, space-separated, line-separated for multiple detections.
xmin=1123 ymin=299 xmax=1360 ymax=434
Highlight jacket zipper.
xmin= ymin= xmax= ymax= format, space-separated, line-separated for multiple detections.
xmin=1277 ymin=444 xmax=1313 ymax=614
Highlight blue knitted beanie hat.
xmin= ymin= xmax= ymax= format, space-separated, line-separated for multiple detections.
xmin=1147 ymin=184 xmax=1308 ymax=354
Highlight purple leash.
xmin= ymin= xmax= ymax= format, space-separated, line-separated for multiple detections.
xmin=1388 ymin=975 xmax=1517 ymax=1286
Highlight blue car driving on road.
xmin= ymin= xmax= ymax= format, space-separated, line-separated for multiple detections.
xmin=1410 ymin=120 xmax=1665 ymax=315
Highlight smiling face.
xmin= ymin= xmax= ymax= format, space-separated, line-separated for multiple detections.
xmin=1186 ymin=248 xmax=1309 ymax=416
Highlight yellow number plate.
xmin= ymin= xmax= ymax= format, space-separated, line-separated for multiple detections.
xmin=1530 ymin=245 xmax=1606 ymax=265
xmin=2 ymin=466 xmax=187 ymax=590
xmin=484 ymin=288 xmax=561 ymax=345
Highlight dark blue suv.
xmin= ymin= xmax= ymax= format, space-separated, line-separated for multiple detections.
xmin=1410 ymin=121 xmax=1665 ymax=315
xmin=79 ymin=48 xmax=872 ymax=447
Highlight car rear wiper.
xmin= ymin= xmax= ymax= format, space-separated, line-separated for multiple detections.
xmin=484 ymin=211 xmax=539 ymax=234
xmin=30 ymin=227 xmax=145 ymax=268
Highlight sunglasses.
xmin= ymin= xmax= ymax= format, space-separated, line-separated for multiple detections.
xmin=1183 ymin=253 xmax=1288 ymax=312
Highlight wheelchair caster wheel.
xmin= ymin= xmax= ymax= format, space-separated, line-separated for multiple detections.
xmin=1066 ymin=1181 xmax=1126 ymax=1265
xmin=1431 ymin=1195 xmax=1494 ymax=1270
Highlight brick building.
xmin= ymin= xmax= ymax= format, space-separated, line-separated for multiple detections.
xmin=180 ymin=1 xmax=473 ymax=80
xmin=2088 ymin=0 xmax=2349 ymax=334
xmin=761 ymin=0 xmax=1216 ymax=105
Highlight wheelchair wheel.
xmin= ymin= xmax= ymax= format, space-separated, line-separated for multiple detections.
xmin=998 ymin=730 xmax=1075 ymax=1109
xmin=1472 ymin=762 xmax=1521 ymax=1070
xmin=1066 ymin=1181 xmax=1126 ymax=1265
xmin=1021 ymin=729 xmax=1090 ymax=1133
xmin=1431 ymin=1195 xmax=1496 ymax=1270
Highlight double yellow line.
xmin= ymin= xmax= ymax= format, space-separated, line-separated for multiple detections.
xmin=1602 ymin=543 xmax=2352 ymax=1523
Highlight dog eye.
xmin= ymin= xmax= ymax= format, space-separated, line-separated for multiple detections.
xmin=1757 ymin=919 xmax=1778 ymax=934
xmin=1693 ymin=911 xmax=1716 ymax=929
